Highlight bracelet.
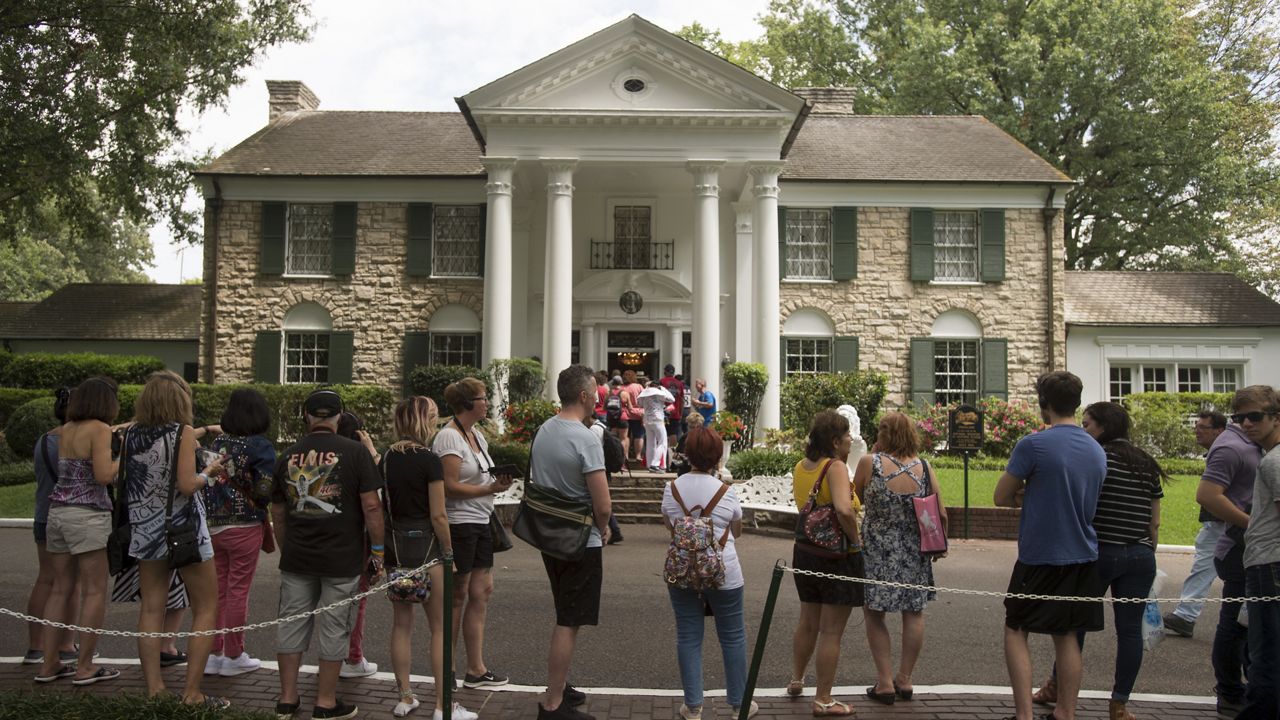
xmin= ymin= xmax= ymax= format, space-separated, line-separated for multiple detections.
xmin=197 ymin=473 xmax=211 ymax=486
xmin=370 ymin=544 xmax=385 ymax=554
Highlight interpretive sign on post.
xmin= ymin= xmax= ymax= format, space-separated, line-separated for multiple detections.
xmin=948 ymin=404 xmax=984 ymax=539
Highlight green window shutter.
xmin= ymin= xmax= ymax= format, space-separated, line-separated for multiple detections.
xmin=833 ymin=336 xmax=859 ymax=372
xmin=831 ymin=207 xmax=858 ymax=280
xmin=777 ymin=206 xmax=788 ymax=280
xmin=253 ymin=331 xmax=281 ymax=384
xmin=260 ymin=202 xmax=286 ymax=275
xmin=331 ymin=202 xmax=357 ymax=275
xmin=402 ymin=332 xmax=432 ymax=396
xmin=909 ymin=337 xmax=936 ymax=407
xmin=780 ymin=336 xmax=788 ymax=381
xmin=910 ymin=208 xmax=935 ymax=282
xmin=328 ymin=331 xmax=355 ymax=384
xmin=406 ymin=203 xmax=434 ymax=277
xmin=981 ymin=338 xmax=1009 ymax=401
xmin=476 ymin=203 xmax=487 ymax=278
xmin=980 ymin=208 xmax=1006 ymax=282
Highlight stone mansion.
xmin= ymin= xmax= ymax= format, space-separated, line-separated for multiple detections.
xmin=195 ymin=15 xmax=1075 ymax=428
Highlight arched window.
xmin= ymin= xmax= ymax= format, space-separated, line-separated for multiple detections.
xmin=909 ymin=309 xmax=1006 ymax=406
xmin=282 ymin=303 xmax=334 ymax=384
xmin=780 ymin=309 xmax=858 ymax=378
xmin=428 ymin=304 xmax=481 ymax=368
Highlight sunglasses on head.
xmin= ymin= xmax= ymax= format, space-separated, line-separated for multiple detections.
xmin=1231 ymin=411 xmax=1274 ymax=424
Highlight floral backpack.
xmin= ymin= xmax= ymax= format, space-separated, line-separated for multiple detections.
xmin=664 ymin=480 xmax=732 ymax=592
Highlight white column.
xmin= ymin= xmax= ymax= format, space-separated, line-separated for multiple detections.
xmin=688 ymin=161 xmax=724 ymax=397
xmin=668 ymin=326 xmax=683 ymax=377
xmin=750 ymin=162 xmax=784 ymax=430
xmin=733 ymin=201 xmax=754 ymax=364
xmin=541 ymin=159 xmax=577 ymax=397
xmin=481 ymin=158 xmax=516 ymax=368
xmin=582 ymin=324 xmax=597 ymax=373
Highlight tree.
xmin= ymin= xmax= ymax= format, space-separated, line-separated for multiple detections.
xmin=680 ymin=0 xmax=1280 ymax=278
xmin=0 ymin=0 xmax=312 ymax=254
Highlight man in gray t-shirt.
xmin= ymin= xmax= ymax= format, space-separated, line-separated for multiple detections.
xmin=1239 ymin=386 xmax=1280 ymax=719
xmin=530 ymin=365 xmax=610 ymax=720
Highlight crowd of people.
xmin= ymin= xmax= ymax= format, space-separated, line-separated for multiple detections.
xmin=15 ymin=365 xmax=1280 ymax=720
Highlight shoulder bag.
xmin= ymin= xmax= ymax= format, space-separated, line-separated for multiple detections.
xmin=106 ymin=429 xmax=135 ymax=576
xmin=383 ymin=450 xmax=433 ymax=603
xmin=911 ymin=459 xmax=948 ymax=556
xmin=512 ymin=427 xmax=594 ymax=561
xmin=166 ymin=426 xmax=204 ymax=570
xmin=793 ymin=459 xmax=850 ymax=559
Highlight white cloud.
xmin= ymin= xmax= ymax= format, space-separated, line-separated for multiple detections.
xmin=147 ymin=0 xmax=771 ymax=282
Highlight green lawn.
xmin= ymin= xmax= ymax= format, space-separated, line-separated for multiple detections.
xmin=0 ymin=482 xmax=36 ymax=518
xmin=934 ymin=468 xmax=1202 ymax=546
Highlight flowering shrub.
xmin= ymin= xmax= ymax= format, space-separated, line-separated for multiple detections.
xmin=502 ymin=398 xmax=558 ymax=444
xmin=710 ymin=411 xmax=746 ymax=445
xmin=906 ymin=396 xmax=1045 ymax=457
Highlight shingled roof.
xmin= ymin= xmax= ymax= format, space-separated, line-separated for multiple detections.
xmin=199 ymin=111 xmax=485 ymax=177
xmin=0 ymin=284 xmax=201 ymax=341
xmin=198 ymin=109 xmax=1071 ymax=184
xmin=783 ymin=115 xmax=1071 ymax=183
xmin=1065 ymin=271 xmax=1280 ymax=327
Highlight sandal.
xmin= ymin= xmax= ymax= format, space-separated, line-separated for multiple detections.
xmin=34 ymin=664 xmax=76 ymax=683
xmin=1032 ymin=676 xmax=1057 ymax=705
xmin=894 ymin=680 xmax=913 ymax=701
xmin=185 ymin=695 xmax=230 ymax=710
xmin=812 ymin=699 xmax=855 ymax=716
xmin=865 ymin=686 xmax=895 ymax=705
xmin=71 ymin=666 xmax=120 ymax=685
xmin=786 ymin=680 xmax=805 ymax=698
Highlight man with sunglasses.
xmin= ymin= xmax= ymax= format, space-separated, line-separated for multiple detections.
xmin=1238 ymin=386 xmax=1280 ymax=720
xmin=1196 ymin=391 xmax=1266 ymax=718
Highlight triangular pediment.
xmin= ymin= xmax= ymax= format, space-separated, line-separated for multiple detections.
xmin=462 ymin=15 xmax=804 ymax=118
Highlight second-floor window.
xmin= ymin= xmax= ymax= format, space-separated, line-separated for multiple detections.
xmin=286 ymin=203 xmax=334 ymax=276
xmin=433 ymin=205 xmax=483 ymax=277
xmin=784 ymin=209 xmax=832 ymax=280
xmin=933 ymin=211 xmax=979 ymax=282
xmin=614 ymin=205 xmax=652 ymax=268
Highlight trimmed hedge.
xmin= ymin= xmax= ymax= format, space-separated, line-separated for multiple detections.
xmin=1124 ymin=392 xmax=1233 ymax=459
xmin=489 ymin=438 xmax=532 ymax=478
xmin=4 ymin=383 xmax=396 ymax=456
xmin=727 ymin=448 xmax=803 ymax=478
xmin=722 ymin=362 xmax=768 ymax=449
xmin=0 ymin=387 xmax=47 ymax=427
xmin=781 ymin=370 xmax=888 ymax=446
xmin=0 ymin=461 xmax=34 ymax=487
xmin=408 ymin=365 xmax=493 ymax=414
xmin=0 ymin=352 xmax=165 ymax=389
xmin=489 ymin=358 xmax=545 ymax=407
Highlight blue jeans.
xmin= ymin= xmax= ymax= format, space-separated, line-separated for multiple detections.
xmin=1214 ymin=542 xmax=1250 ymax=701
xmin=1090 ymin=543 xmax=1156 ymax=701
xmin=1238 ymin=562 xmax=1280 ymax=719
xmin=1173 ymin=521 xmax=1226 ymax=622
xmin=668 ymin=585 xmax=747 ymax=708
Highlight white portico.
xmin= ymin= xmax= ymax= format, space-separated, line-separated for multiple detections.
xmin=459 ymin=15 xmax=806 ymax=421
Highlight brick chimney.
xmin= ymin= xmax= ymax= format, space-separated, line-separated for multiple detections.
xmin=791 ymin=87 xmax=857 ymax=115
xmin=266 ymin=80 xmax=320 ymax=122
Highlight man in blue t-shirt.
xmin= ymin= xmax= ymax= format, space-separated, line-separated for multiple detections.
xmin=995 ymin=371 xmax=1106 ymax=720
xmin=690 ymin=378 xmax=717 ymax=425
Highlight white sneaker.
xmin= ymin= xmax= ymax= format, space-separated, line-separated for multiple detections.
xmin=219 ymin=652 xmax=262 ymax=676
xmin=433 ymin=702 xmax=478 ymax=720
xmin=679 ymin=704 xmax=702 ymax=720
xmin=339 ymin=657 xmax=378 ymax=678
xmin=394 ymin=695 xmax=420 ymax=717
xmin=731 ymin=701 xmax=759 ymax=719
xmin=204 ymin=654 xmax=223 ymax=676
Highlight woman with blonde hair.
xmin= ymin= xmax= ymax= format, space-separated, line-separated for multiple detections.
xmin=383 ymin=396 xmax=476 ymax=719
xmin=433 ymin=377 xmax=514 ymax=689
xmin=125 ymin=371 xmax=224 ymax=707
xmin=853 ymin=411 xmax=945 ymax=705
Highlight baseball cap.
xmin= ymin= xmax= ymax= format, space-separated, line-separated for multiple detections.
xmin=664 ymin=363 xmax=675 ymax=374
xmin=304 ymin=389 xmax=343 ymax=419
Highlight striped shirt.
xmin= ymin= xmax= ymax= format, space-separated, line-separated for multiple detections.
xmin=1094 ymin=444 xmax=1163 ymax=547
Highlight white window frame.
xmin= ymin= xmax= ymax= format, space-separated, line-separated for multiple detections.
xmin=783 ymin=208 xmax=833 ymax=281
xmin=933 ymin=339 xmax=979 ymax=406
xmin=429 ymin=333 xmax=480 ymax=367
xmin=1107 ymin=362 xmax=1243 ymax=398
xmin=932 ymin=210 xmax=980 ymax=283
xmin=284 ymin=203 xmax=334 ymax=277
xmin=785 ymin=337 xmax=832 ymax=376
xmin=1108 ymin=366 xmax=1134 ymax=402
xmin=284 ymin=332 xmax=331 ymax=384
xmin=432 ymin=204 xmax=483 ymax=278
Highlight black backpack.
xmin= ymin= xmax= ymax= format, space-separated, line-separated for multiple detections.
xmin=597 ymin=420 xmax=626 ymax=474
xmin=605 ymin=389 xmax=624 ymax=423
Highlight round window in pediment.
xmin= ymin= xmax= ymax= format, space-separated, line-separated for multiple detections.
xmin=623 ymin=78 xmax=646 ymax=94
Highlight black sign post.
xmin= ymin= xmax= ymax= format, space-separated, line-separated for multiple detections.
xmin=948 ymin=404 xmax=985 ymax=539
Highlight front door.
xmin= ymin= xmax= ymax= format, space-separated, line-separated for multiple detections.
xmin=605 ymin=329 xmax=659 ymax=383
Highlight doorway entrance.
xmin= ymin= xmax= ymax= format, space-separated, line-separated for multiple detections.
xmin=605 ymin=329 xmax=658 ymax=383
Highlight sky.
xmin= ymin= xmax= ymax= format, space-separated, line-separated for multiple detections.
xmin=146 ymin=0 xmax=773 ymax=283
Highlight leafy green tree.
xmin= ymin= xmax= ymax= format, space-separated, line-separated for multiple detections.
xmin=0 ymin=0 xmax=312 ymax=252
xmin=679 ymin=0 xmax=1280 ymax=278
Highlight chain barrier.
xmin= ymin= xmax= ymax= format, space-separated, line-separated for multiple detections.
xmin=0 ymin=559 xmax=442 ymax=639
xmin=783 ymin=563 xmax=1280 ymax=604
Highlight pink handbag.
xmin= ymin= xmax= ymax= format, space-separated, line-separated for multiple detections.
xmin=912 ymin=460 xmax=948 ymax=556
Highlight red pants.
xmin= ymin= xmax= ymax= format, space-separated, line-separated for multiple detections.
xmin=210 ymin=525 xmax=262 ymax=658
